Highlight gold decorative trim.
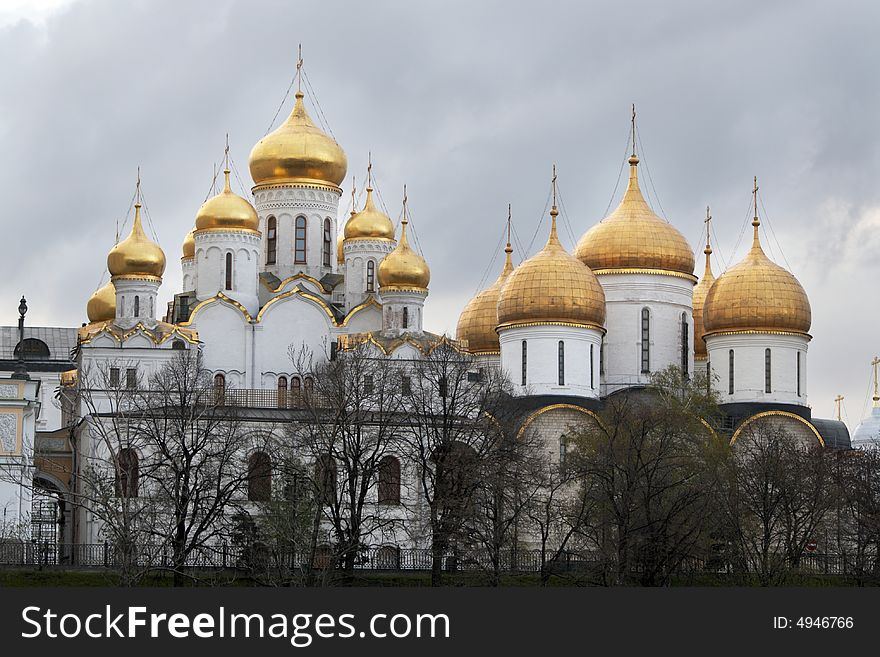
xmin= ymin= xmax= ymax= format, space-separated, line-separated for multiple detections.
xmin=180 ymin=256 xmax=194 ymax=262
xmin=496 ymin=320 xmax=606 ymax=334
xmin=252 ymin=180 xmax=342 ymax=194
xmin=704 ymin=329 xmax=812 ymax=340
xmin=262 ymin=272 xmax=332 ymax=294
xmin=592 ymin=267 xmax=698 ymax=282
xmin=344 ymin=237 xmax=396 ymax=244
xmin=193 ymin=227 xmax=261 ymax=237
xmin=379 ymin=285 xmax=428 ymax=294
xmin=729 ymin=410 xmax=824 ymax=447
xmin=339 ymin=296 xmax=383 ymax=327
xmin=515 ymin=403 xmax=606 ymax=441
xmin=179 ymin=292 xmax=254 ymax=325
xmin=255 ymin=286 xmax=336 ymax=323
xmin=111 ymin=274 xmax=162 ymax=283
xmin=78 ymin=321 xmax=199 ymax=346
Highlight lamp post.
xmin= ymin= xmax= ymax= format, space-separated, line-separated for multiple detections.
xmin=13 ymin=295 xmax=29 ymax=380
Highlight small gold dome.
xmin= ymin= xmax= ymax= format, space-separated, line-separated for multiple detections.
xmin=344 ymin=188 xmax=395 ymax=240
xmin=498 ymin=207 xmax=605 ymax=328
xmin=457 ymin=241 xmax=514 ymax=354
xmin=692 ymin=227 xmax=715 ymax=359
xmin=182 ymin=227 xmax=195 ymax=260
xmin=576 ymin=156 xmax=695 ymax=275
xmin=703 ymin=217 xmax=811 ymax=335
xmin=249 ymin=90 xmax=347 ymax=187
xmin=195 ymin=169 xmax=259 ymax=233
xmin=107 ymin=203 xmax=166 ymax=279
xmin=378 ymin=216 xmax=430 ymax=291
xmin=87 ymin=280 xmax=116 ymax=323
xmin=337 ymin=233 xmax=345 ymax=265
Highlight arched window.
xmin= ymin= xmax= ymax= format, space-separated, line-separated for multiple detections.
xmin=681 ymin=312 xmax=689 ymax=378
xmin=315 ymin=454 xmax=337 ymax=501
xmin=765 ymin=348 xmax=772 ymax=394
xmin=115 ymin=448 xmax=139 ymax=498
xmin=13 ymin=338 xmax=50 ymax=360
xmin=266 ymin=216 xmax=277 ymax=265
xmin=304 ymin=376 xmax=314 ymax=393
xmin=291 ymin=376 xmax=302 ymax=402
xmin=366 ymin=260 xmax=376 ymax=292
xmin=558 ymin=341 xmax=565 ymax=386
xmin=133 ymin=295 xmax=140 ymax=318
xmin=728 ymin=350 xmax=735 ymax=395
xmin=277 ymin=376 xmax=288 ymax=408
xmin=172 ymin=339 xmax=186 ymax=350
xmin=402 ymin=306 xmax=408 ymax=329
xmin=248 ymin=452 xmax=272 ymax=502
xmin=378 ymin=456 xmax=401 ymax=505
xmin=521 ymin=340 xmax=527 ymax=386
xmin=322 ymin=218 xmax=332 ymax=267
xmin=295 ymin=216 xmax=307 ymax=263
xmin=225 ymin=252 xmax=233 ymax=290
xmin=590 ymin=343 xmax=595 ymax=389
xmin=640 ymin=308 xmax=651 ymax=373
xmin=797 ymin=352 xmax=802 ymax=397
xmin=214 ymin=373 xmax=226 ymax=404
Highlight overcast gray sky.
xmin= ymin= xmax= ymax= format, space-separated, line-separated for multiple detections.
xmin=1 ymin=0 xmax=878 ymax=429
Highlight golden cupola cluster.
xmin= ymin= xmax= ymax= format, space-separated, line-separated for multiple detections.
xmin=249 ymin=90 xmax=348 ymax=188
xmin=692 ymin=208 xmax=715 ymax=359
xmin=378 ymin=214 xmax=430 ymax=291
xmin=182 ymin=228 xmax=195 ymax=260
xmin=345 ymin=187 xmax=396 ymax=240
xmin=498 ymin=206 xmax=606 ymax=329
xmin=456 ymin=232 xmax=515 ymax=354
xmin=703 ymin=204 xmax=811 ymax=336
xmin=575 ymin=155 xmax=695 ymax=276
xmin=195 ymin=169 xmax=259 ymax=233
xmin=86 ymin=280 xmax=116 ymax=323
xmin=107 ymin=203 xmax=167 ymax=279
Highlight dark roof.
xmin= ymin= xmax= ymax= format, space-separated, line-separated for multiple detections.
xmin=811 ymin=418 xmax=852 ymax=450
xmin=0 ymin=326 xmax=78 ymax=362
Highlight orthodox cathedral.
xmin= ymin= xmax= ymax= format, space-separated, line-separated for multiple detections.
xmin=0 ymin=63 xmax=870 ymax=550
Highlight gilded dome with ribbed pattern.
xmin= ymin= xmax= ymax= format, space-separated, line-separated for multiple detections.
xmin=703 ymin=217 xmax=811 ymax=335
xmin=107 ymin=203 xmax=166 ymax=279
xmin=87 ymin=280 xmax=116 ymax=323
xmin=456 ymin=241 xmax=514 ymax=354
xmin=249 ymin=90 xmax=347 ymax=187
xmin=692 ymin=225 xmax=715 ymax=359
xmin=182 ymin=228 xmax=195 ymax=260
xmin=576 ymin=156 xmax=695 ymax=275
xmin=498 ymin=208 xmax=605 ymax=328
xmin=378 ymin=217 xmax=429 ymax=291
xmin=195 ymin=169 xmax=259 ymax=233
xmin=344 ymin=188 xmax=395 ymax=240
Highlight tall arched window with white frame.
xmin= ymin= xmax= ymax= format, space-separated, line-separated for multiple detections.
xmin=225 ymin=252 xmax=233 ymax=290
xmin=295 ymin=216 xmax=307 ymax=264
xmin=322 ymin=218 xmax=332 ymax=267
xmin=765 ymin=348 xmax=772 ymax=394
xmin=728 ymin=349 xmax=735 ymax=395
xmin=521 ymin=340 xmax=527 ymax=386
xmin=366 ymin=260 xmax=375 ymax=292
xmin=558 ymin=341 xmax=565 ymax=386
xmin=640 ymin=308 xmax=651 ymax=373
xmin=680 ymin=312 xmax=689 ymax=378
xmin=266 ymin=216 xmax=277 ymax=264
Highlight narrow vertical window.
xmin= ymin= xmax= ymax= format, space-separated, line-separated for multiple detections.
xmin=366 ymin=260 xmax=375 ymax=292
xmin=115 ymin=449 xmax=139 ymax=498
xmin=590 ymin=343 xmax=595 ymax=389
xmin=559 ymin=437 xmax=567 ymax=468
xmin=600 ymin=338 xmax=605 ymax=375
xmin=706 ymin=361 xmax=711 ymax=395
xmin=765 ymin=348 xmax=772 ymax=394
xmin=728 ymin=350 xmax=735 ymax=395
xmin=378 ymin=456 xmax=401 ymax=505
xmin=681 ymin=312 xmax=689 ymax=378
xmin=248 ymin=452 xmax=272 ymax=502
xmin=363 ymin=374 xmax=374 ymax=395
xmin=304 ymin=376 xmax=314 ymax=393
xmin=278 ymin=376 xmax=288 ymax=408
xmin=797 ymin=352 xmax=801 ymax=397
xmin=641 ymin=308 xmax=651 ymax=373
xmin=521 ymin=340 xmax=527 ymax=386
xmin=133 ymin=296 xmax=140 ymax=318
xmin=295 ymin=216 xmax=307 ymax=263
xmin=402 ymin=306 xmax=408 ymax=329
xmin=214 ymin=373 xmax=226 ymax=404
xmin=322 ymin=218 xmax=332 ymax=267
xmin=291 ymin=376 xmax=302 ymax=404
xmin=558 ymin=341 xmax=565 ymax=385
xmin=126 ymin=368 xmax=137 ymax=390
xmin=266 ymin=216 xmax=277 ymax=264
xmin=225 ymin=252 xmax=233 ymax=290
xmin=109 ymin=367 xmax=120 ymax=388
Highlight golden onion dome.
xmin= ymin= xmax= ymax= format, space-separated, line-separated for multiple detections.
xmin=457 ymin=239 xmax=515 ymax=354
xmin=249 ymin=90 xmax=347 ymax=187
xmin=195 ymin=169 xmax=259 ymax=233
xmin=344 ymin=187 xmax=395 ymax=240
xmin=107 ymin=203 xmax=166 ymax=279
xmin=575 ymin=156 xmax=695 ymax=275
xmin=703 ymin=213 xmax=811 ymax=335
xmin=692 ymin=217 xmax=715 ymax=359
xmin=182 ymin=227 xmax=195 ymax=260
xmin=337 ymin=233 xmax=345 ymax=265
xmin=498 ymin=207 xmax=605 ymax=329
xmin=86 ymin=280 xmax=116 ymax=323
xmin=378 ymin=216 xmax=430 ymax=291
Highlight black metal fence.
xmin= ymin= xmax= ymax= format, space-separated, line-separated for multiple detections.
xmin=0 ymin=541 xmax=872 ymax=578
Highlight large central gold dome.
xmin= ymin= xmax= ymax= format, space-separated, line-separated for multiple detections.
xmin=107 ymin=203 xmax=166 ymax=279
xmin=195 ymin=169 xmax=259 ymax=233
xmin=249 ymin=90 xmax=347 ymax=187
xmin=576 ymin=156 xmax=695 ymax=275
xmin=457 ymin=239 xmax=515 ymax=354
xmin=703 ymin=218 xmax=811 ymax=335
xmin=498 ymin=207 xmax=605 ymax=329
